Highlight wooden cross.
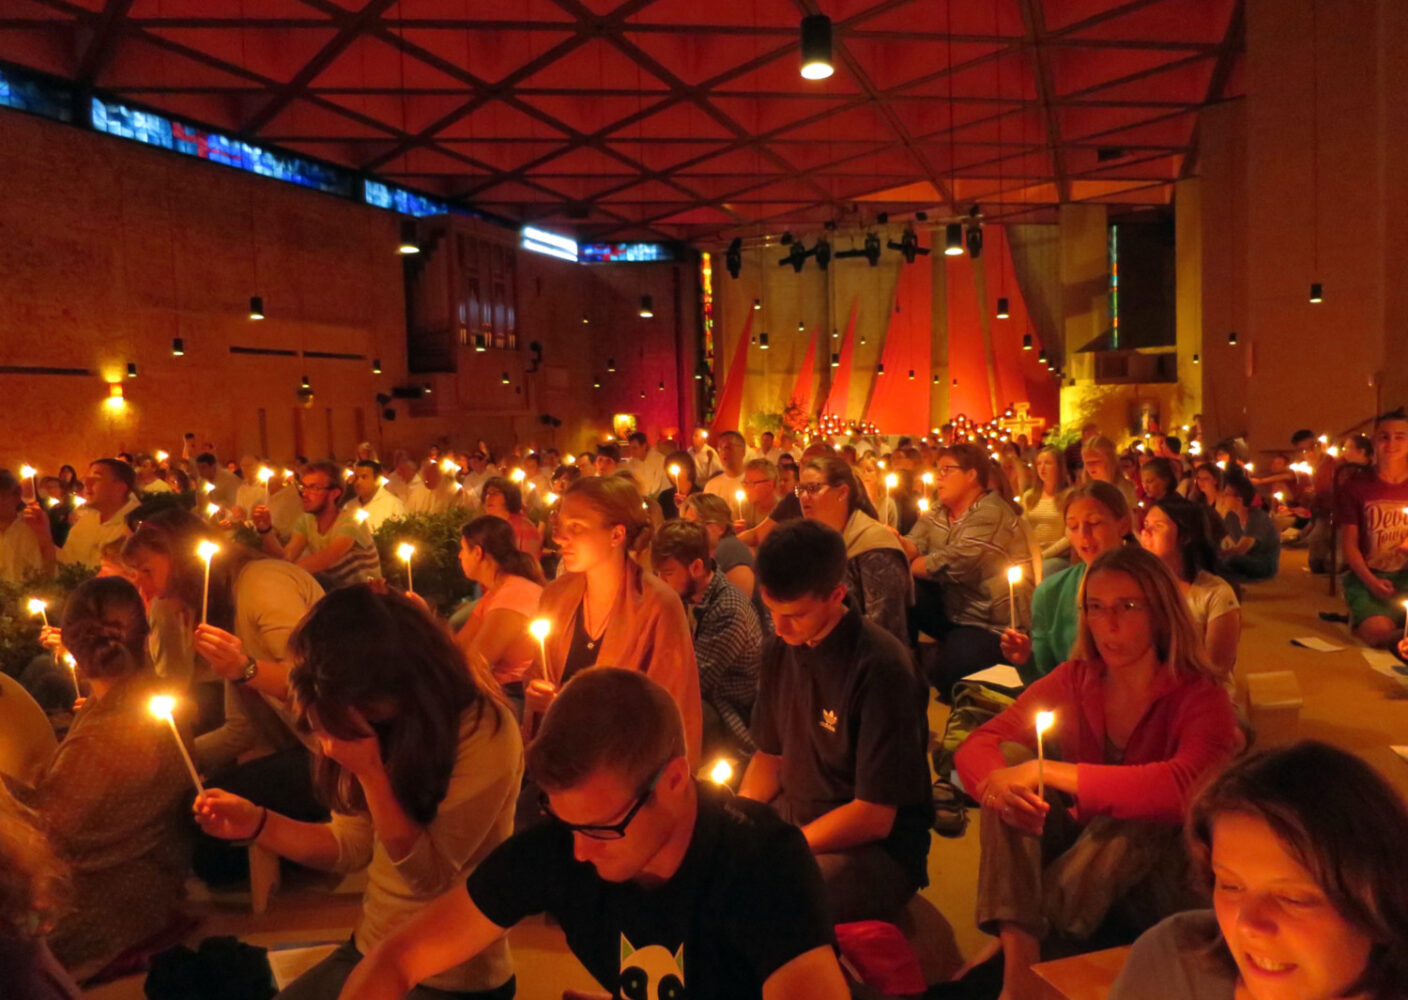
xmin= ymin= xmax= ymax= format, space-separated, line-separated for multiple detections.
xmin=999 ymin=402 xmax=1046 ymax=442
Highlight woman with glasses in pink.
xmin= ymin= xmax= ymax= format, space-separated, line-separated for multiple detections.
xmin=955 ymin=545 xmax=1238 ymax=1000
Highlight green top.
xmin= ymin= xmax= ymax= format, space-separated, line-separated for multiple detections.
xmin=1023 ymin=560 xmax=1087 ymax=685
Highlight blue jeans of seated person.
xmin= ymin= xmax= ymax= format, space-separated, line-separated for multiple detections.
xmin=909 ymin=579 xmax=1006 ymax=701
xmin=275 ymin=938 xmax=515 ymax=1000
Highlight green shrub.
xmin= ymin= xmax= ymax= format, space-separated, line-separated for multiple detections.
xmin=0 ymin=563 xmax=97 ymax=678
xmin=372 ymin=511 xmax=478 ymax=615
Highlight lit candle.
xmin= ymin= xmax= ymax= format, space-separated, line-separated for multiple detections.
xmin=72 ymin=495 xmax=85 ymax=508
xmin=1006 ymin=565 xmax=1023 ymax=631
xmin=1274 ymin=491 xmax=1284 ymax=504
xmin=442 ymin=458 xmax=461 ymax=475
xmin=884 ymin=472 xmax=898 ymax=510
xmin=510 ymin=467 xmax=525 ymax=483
xmin=734 ymin=488 xmax=746 ymax=519
xmin=397 ymin=542 xmax=416 ymax=594
xmin=26 ymin=597 xmax=48 ymax=628
xmin=529 ymin=617 xmax=551 ymax=671
xmin=564 ymin=454 xmax=576 ymax=466
xmin=149 ymin=695 xmax=205 ymax=794
xmin=354 ymin=508 xmax=370 ymax=525
xmin=205 ymin=501 xmax=221 ymax=519
xmin=257 ymin=466 xmax=273 ymax=483
xmin=155 ymin=450 xmax=169 ymax=463
xmin=197 ymin=540 xmax=219 ymax=625
xmin=201 ymin=480 xmax=215 ymax=494
xmin=545 ymin=491 xmax=558 ymax=505
xmin=921 ymin=471 xmax=934 ymax=492
xmin=917 ymin=497 xmax=930 ymax=514
xmin=1035 ymin=710 xmax=1055 ymax=800
xmin=709 ymin=758 xmax=733 ymax=785
xmin=63 ymin=652 xmax=80 ymax=700
xmin=19 ymin=464 xmax=37 ymax=502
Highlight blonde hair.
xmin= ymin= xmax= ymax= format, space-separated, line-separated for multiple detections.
xmin=1070 ymin=546 xmax=1223 ymax=683
xmin=1082 ymin=435 xmax=1131 ymax=488
xmin=1023 ymin=445 xmax=1071 ymax=510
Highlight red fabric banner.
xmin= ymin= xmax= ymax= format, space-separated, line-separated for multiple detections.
xmin=865 ymin=242 xmax=934 ymax=434
xmin=820 ymin=298 xmax=859 ymax=419
xmin=711 ymin=309 xmax=753 ymax=434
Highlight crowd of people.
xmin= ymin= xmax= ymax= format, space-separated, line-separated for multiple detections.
xmin=1 ymin=408 xmax=1406 ymax=1000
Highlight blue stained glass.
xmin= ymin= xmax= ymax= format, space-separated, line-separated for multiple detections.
xmin=0 ymin=66 xmax=72 ymax=121
xmin=363 ymin=179 xmax=447 ymax=217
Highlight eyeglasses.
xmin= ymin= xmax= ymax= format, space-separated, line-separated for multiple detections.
xmin=1083 ymin=599 xmax=1149 ymax=621
xmin=538 ymin=763 xmax=667 ymax=841
xmin=794 ymin=482 xmax=831 ymax=497
xmin=742 ymin=479 xmax=772 ymax=488
xmin=297 ymin=483 xmax=333 ymax=494
xmin=935 ymin=464 xmax=965 ymax=478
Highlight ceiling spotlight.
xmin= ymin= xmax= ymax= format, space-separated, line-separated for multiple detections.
xmin=372 ymin=358 xmax=382 ymax=374
xmin=780 ymin=231 xmax=795 ymax=246
xmin=582 ymin=313 xmax=590 ymax=324
xmin=1193 ymin=353 xmax=1201 ymax=364
xmin=876 ymin=362 xmax=885 ymax=375
xmin=249 ymin=295 xmax=265 ymax=320
xmin=753 ymin=298 xmax=762 ymax=310
xmin=300 ymin=373 xmax=311 ymax=390
xmin=996 ymin=297 xmax=1010 ymax=319
xmin=397 ymin=220 xmax=420 ymax=255
xmin=797 ymin=320 xmax=805 ymax=332
xmin=657 ymin=380 xmax=665 ymax=391
xmin=725 ymin=237 xmax=742 ymax=279
xmin=422 ymin=382 xmax=431 ymax=395
xmin=593 ymin=378 xmax=601 ymax=389
xmin=639 ymin=295 xmax=654 ymax=318
xmin=1022 ymin=333 xmax=1033 ymax=350
xmin=944 ymin=224 xmax=963 ymax=256
xmin=800 ymin=14 xmax=834 ymax=80
xmin=171 ymin=337 xmax=184 ymax=356
xmin=907 ymin=369 xmax=915 ymax=380
xmin=1038 ymin=349 xmax=1048 ymax=366
xmin=607 ymin=357 xmax=616 ymax=372
xmin=474 ymin=332 xmax=486 ymax=352
xmin=759 ymin=332 xmax=770 ymax=350
xmin=126 ymin=362 xmax=138 ymax=379
xmin=1228 ymin=331 xmax=1239 ymax=346
xmin=501 ymin=372 xmax=510 ymax=385
xmin=1309 ymin=282 xmax=1323 ymax=303
xmin=932 ymin=374 xmax=939 ymax=384
xmin=830 ymin=351 xmax=840 ymax=368
xmin=813 ymin=238 xmax=832 ymax=270
xmin=779 ymin=242 xmax=809 ymax=273
xmin=887 ymin=227 xmax=931 ymax=264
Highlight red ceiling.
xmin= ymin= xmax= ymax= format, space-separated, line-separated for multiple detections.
xmin=0 ymin=0 xmax=1243 ymax=243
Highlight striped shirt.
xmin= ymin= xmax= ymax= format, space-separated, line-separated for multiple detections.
xmin=293 ymin=509 xmax=382 ymax=590
xmin=690 ymin=570 xmax=762 ymax=751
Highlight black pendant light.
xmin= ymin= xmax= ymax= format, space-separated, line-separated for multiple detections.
xmin=1309 ymin=282 xmax=1323 ymax=303
xmin=371 ymin=358 xmax=382 ymax=374
xmin=249 ymin=296 xmax=265 ymax=320
xmin=830 ymin=352 xmax=840 ymax=368
xmin=639 ymin=295 xmax=654 ymax=318
xmin=171 ymin=337 xmax=184 ymax=356
xmin=1228 ymin=331 xmax=1239 ymax=346
xmin=501 ymin=372 xmax=510 ymax=385
xmin=397 ymin=220 xmax=420 ymax=255
xmin=607 ymin=358 xmax=617 ymax=373
xmin=126 ymin=362 xmax=138 ymax=379
xmin=944 ymin=223 xmax=964 ymax=256
xmin=759 ymin=332 xmax=770 ymax=350
xmin=996 ymin=297 xmax=1010 ymax=319
xmin=799 ymin=14 xmax=834 ymax=80
xmin=1022 ymin=333 xmax=1033 ymax=350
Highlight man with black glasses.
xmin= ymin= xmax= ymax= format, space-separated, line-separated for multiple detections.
xmin=340 ymin=669 xmax=849 ymax=1000
xmin=254 ymin=461 xmax=381 ymax=590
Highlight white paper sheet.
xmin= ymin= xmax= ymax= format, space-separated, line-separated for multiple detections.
xmin=961 ymin=663 xmax=1025 ymax=688
xmin=1363 ymin=648 xmax=1408 ymax=686
xmin=1391 ymin=746 xmax=1408 ymax=765
xmin=1290 ymin=637 xmax=1344 ymax=652
xmin=266 ymin=942 xmax=340 ymax=990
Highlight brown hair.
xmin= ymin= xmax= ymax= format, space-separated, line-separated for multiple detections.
xmin=564 ymin=475 xmax=654 ymax=556
xmin=122 ymin=508 xmax=266 ymax=633
xmin=650 ymin=519 xmax=710 ymax=571
xmin=288 ymin=585 xmax=506 ymax=825
xmin=1023 ymin=445 xmax=1071 ymax=510
xmin=461 ymin=515 xmax=544 ymax=585
xmin=0 ymin=782 xmax=68 ymax=937
xmin=938 ymin=443 xmax=992 ymax=490
xmin=60 ymin=576 xmax=149 ymax=680
xmin=802 ymin=454 xmax=879 ymax=519
xmin=681 ymin=492 xmax=733 ymax=532
xmin=1188 ymin=741 xmax=1408 ymax=1000
xmin=1069 ymin=545 xmax=1222 ymax=683
xmin=1061 ymin=478 xmax=1131 ymax=523
xmin=527 ymin=668 xmax=685 ymax=793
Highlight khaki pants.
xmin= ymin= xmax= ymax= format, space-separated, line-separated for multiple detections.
xmin=974 ymin=743 xmax=1200 ymax=942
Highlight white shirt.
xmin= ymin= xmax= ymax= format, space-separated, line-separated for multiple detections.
xmin=689 ymin=445 xmax=720 ymax=483
xmin=138 ymin=477 xmax=173 ymax=494
xmin=234 ymin=481 xmax=269 ymax=519
xmin=407 ymin=474 xmax=463 ymax=515
xmin=703 ymin=471 xmax=746 ymax=513
xmin=266 ymin=485 xmax=305 ymax=540
xmin=625 ymin=451 xmax=667 ymax=496
xmin=59 ymin=495 xmax=140 ymax=567
xmin=384 ymin=472 xmax=411 ymax=503
xmin=0 ymin=516 xmax=43 ymax=583
xmin=346 ymin=486 xmax=407 ymax=531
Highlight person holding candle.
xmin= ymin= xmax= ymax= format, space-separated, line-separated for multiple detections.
xmin=656 ymin=449 xmax=700 ymax=521
xmin=1336 ymin=409 xmax=1408 ymax=651
xmin=681 ymin=493 xmax=761 ymax=607
xmin=736 ymin=457 xmax=781 ymax=531
xmin=701 ymin=429 xmax=748 ymax=503
xmin=194 ymin=586 xmax=522 ymax=1000
xmin=121 ymin=510 xmax=328 ymax=883
xmin=1001 ymin=480 xmax=1135 ymax=685
xmin=1110 ymin=741 xmax=1408 ymax=1000
xmin=254 ymin=461 xmax=382 ymax=591
xmin=10 ymin=577 xmax=190 ymax=978
xmin=345 ymin=460 xmax=407 ymax=532
xmin=456 ymin=516 xmax=545 ymax=720
xmin=956 ymin=545 xmax=1238 ymax=1000
xmin=528 ymin=475 xmax=702 ymax=769
xmin=22 ymin=459 xmax=139 ymax=573
xmin=0 ymin=470 xmax=44 ymax=583
xmin=855 ymin=453 xmax=899 ymax=529
xmin=898 ymin=444 xmax=1033 ymax=697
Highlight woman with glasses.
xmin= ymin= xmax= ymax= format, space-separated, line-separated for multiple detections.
xmin=1001 ymin=481 xmax=1134 ymax=683
xmin=1138 ymin=495 xmax=1241 ymax=678
xmin=195 ymin=586 xmax=521 ymax=1000
xmin=955 ymin=545 xmax=1238 ymax=1000
xmin=529 ymin=476 xmax=702 ymax=767
xmin=797 ymin=455 xmax=913 ymax=647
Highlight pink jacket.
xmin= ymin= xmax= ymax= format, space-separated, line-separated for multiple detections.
xmin=532 ymin=562 xmax=703 ymax=767
xmin=955 ymin=658 xmax=1237 ymax=824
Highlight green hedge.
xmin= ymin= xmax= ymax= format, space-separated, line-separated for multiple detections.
xmin=372 ymin=511 xmax=478 ymax=615
xmin=0 ymin=563 xmax=97 ymax=678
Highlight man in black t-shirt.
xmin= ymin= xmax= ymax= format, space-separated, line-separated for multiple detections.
xmin=741 ymin=520 xmax=933 ymax=925
xmin=340 ymin=669 xmax=848 ymax=1000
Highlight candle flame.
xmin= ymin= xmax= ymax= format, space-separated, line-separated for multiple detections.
xmin=197 ymin=540 xmax=219 ymax=561
xmin=441 ymin=459 xmax=460 ymax=474
xmin=669 ymin=464 xmax=680 ymax=478
xmin=257 ymin=466 xmax=273 ymax=482
xmin=19 ymin=464 xmax=36 ymax=479
xmin=884 ymin=473 xmax=898 ymax=489
xmin=155 ymin=450 xmax=169 ymax=463
xmin=709 ymin=758 xmax=734 ymax=785
xmin=149 ymin=694 xmax=177 ymax=720
xmin=1035 ymin=710 xmax=1055 ymax=736
xmin=27 ymin=597 xmax=47 ymax=615
xmin=510 ymin=468 xmax=526 ymax=482
xmin=921 ymin=472 xmax=934 ymax=485
xmin=917 ymin=498 xmax=930 ymax=513
xmin=205 ymin=502 xmax=221 ymax=517
xmin=734 ymin=489 xmax=745 ymax=502
xmin=72 ymin=496 xmax=86 ymax=507
xmin=545 ymin=491 xmax=559 ymax=505
xmin=1325 ymin=445 xmax=1339 ymax=458
xmin=354 ymin=508 xmax=370 ymax=523
xmin=397 ymin=542 xmax=416 ymax=562
xmin=529 ymin=618 xmax=551 ymax=641
xmin=1007 ymin=565 xmax=1023 ymax=585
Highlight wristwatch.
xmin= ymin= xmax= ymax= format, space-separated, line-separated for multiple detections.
xmin=234 ymin=657 xmax=258 ymax=685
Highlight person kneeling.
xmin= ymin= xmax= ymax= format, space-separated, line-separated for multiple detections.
xmin=338 ymin=669 xmax=850 ymax=1000
xmin=955 ymin=546 xmax=1238 ymax=1000
xmin=741 ymin=520 xmax=933 ymax=926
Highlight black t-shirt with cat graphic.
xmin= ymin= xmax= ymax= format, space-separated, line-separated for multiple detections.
xmin=466 ymin=783 xmax=833 ymax=1000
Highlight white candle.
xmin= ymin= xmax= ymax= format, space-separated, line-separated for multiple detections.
xmin=1035 ymin=710 xmax=1055 ymax=800
xmin=197 ymin=540 xmax=219 ymax=625
xmin=149 ymin=695 xmax=205 ymax=794
xmin=257 ymin=466 xmax=273 ymax=484
xmin=354 ymin=508 xmax=370 ymax=525
xmin=26 ymin=597 xmax=48 ymax=629
xmin=709 ymin=758 xmax=734 ymax=785
xmin=917 ymin=497 xmax=930 ymax=514
xmin=20 ymin=464 xmax=38 ymax=503
xmin=734 ymin=488 xmax=746 ymax=520
xmin=529 ymin=617 xmax=551 ymax=671
xmin=1006 ymin=565 xmax=1023 ymax=632
xmin=397 ymin=542 xmax=416 ymax=594
xmin=63 ymin=652 xmax=80 ymax=700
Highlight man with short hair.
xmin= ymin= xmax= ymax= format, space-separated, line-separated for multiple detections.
xmin=24 ymin=459 xmax=140 ymax=570
xmin=739 ymin=458 xmax=780 ymax=530
xmin=194 ymin=452 xmax=242 ymax=508
xmin=1290 ymin=428 xmax=1337 ymax=570
xmin=594 ymin=442 xmax=622 ymax=478
xmin=407 ymin=457 xmax=464 ymax=515
xmin=341 ymin=669 xmax=849 ymax=1000
xmin=703 ymin=430 xmax=748 ymax=503
xmin=254 ymin=461 xmax=381 ymax=589
xmin=742 ymin=520 xmax=932 ymax=925
xmin=0 ymin=470 xmax=42 ymax=582
xmin=1337 ymin=409 xmax=1408 ymax=649
xmin=623 ymin=432 xmax=666 ymax=496
xmin=345 ymin=460 xmax=407 ymax=531
xmin=651 ymin=520 xmax=761 ymax=757
xmin=133 ymin=453 xmax=173 ymax=495
xmin=689 ymin=426 xmax=720 ymax=483
xmin=755 ymin=430 xmax=781 ymax=465
xmin=899 ymin=443 xmax=1033 ymax=698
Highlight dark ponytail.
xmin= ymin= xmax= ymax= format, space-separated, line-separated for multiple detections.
xmin=60 ymin=577 xmax=149 ymax=680
xmin=462 ymin=515 xmax=544 ymax=584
